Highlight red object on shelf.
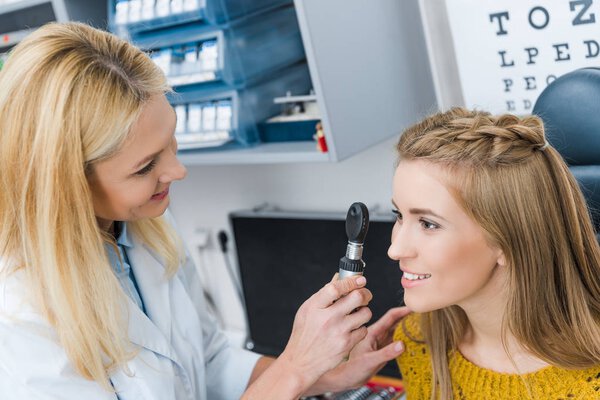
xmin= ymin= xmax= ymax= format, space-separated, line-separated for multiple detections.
xmin=314 ymin=122 xmax=328 ymax=153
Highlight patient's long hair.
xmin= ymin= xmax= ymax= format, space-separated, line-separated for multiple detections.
xmin=0 ymin=22 xmax=183 ymax=389
xmin=396 ymin=107 xmax=600 ymax=399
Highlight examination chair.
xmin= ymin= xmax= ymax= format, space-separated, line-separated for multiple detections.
xmin=532 ymin=67 xmax=600 ymax=240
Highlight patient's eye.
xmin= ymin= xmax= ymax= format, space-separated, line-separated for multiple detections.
xmin=420 ymin=219 xmax=439 ymax=230
xmin=392 ymin=209 xmax=402 ymax=222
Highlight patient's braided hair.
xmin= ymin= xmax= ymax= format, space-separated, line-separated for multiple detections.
xmin=398 ymin=108 xmax=547 ymax=166
xmin=396 ymin=108 xmax=600 ymax=400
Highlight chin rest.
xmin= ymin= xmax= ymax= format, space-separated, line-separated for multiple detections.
xmin=532 ymin=67 xmax=600 ymax=236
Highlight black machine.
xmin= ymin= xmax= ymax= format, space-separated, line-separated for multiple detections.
xmin=229 ymin=207 xmax=404 ymax=378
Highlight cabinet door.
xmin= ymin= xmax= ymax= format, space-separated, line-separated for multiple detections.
xmin=295 ymin=0 xmax=437 ymax=161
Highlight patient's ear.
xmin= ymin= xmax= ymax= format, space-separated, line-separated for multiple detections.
xmin=496 ymin=250 xmax=506 ymax=268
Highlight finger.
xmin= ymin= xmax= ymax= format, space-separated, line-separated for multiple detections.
xmin=348 ymin=325 xmax=368 ymax=348
xmin=331 ymin=288 xmax=372 ymax=315
xmin=362 ymin=340 xmax=405 ymax=369
xmin=314 ymin=276 xmax=367 ymax=308
xmin=343 ymin=306 xmax=372 ymax=331
xmin=366 ymin=306 xmax=412 ymax=339
xmin=330 ymin=273 xmax=339 ymax=283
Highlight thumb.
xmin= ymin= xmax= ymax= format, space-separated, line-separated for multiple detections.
xmin=365 ymin=341 xmax=405 ymax=367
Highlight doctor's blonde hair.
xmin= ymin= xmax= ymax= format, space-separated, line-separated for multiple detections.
xmin=396 ymin=108 xmax=600 ymax=399
xmin=0 ymin=23 xmax=183 ymax=389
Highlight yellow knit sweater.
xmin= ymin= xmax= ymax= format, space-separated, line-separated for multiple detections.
xmin=394 ymin=313 xmax=600 ymax=399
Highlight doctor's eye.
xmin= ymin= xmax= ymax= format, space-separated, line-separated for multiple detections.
xmin=135 ymin=159 xmax=157 ymax=176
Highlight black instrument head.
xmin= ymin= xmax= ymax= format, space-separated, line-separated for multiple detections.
xmin=345 ymin=202 xmax=369 ymax=244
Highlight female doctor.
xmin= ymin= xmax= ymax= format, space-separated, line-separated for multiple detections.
xmin=0 ymin=22 xmax=409 ymax=400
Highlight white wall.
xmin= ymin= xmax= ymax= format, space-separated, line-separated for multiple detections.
xmin=168 ymin=136 xmax=399 ymax=338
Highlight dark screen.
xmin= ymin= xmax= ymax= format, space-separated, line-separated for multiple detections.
xmin=231 ymin=213 xmax=404 ymax=378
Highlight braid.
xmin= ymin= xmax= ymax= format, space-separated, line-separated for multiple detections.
xmin=398 ymin=108 xmax=548 ymax=165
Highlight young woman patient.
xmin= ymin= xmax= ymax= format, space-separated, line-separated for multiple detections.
xmin=389 ymin=108 xmax=600 ymax=399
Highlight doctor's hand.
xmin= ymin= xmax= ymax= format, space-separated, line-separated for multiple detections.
xmin=278 ymin=274 xmax=373 ymax=387
xmin=313 ymin=306 xmax=412 ymax=393
xmin=242 ymin=274 xmax=373 ymax=400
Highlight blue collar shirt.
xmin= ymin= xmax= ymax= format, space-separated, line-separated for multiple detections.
xmin=105 ymin=222 xmax=146 ymax=314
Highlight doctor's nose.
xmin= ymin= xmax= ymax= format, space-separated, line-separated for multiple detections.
xmin=159 ymin=155 xmax=188 ymax=183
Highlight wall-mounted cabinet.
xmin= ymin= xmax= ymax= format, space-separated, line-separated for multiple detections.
xmin=116 ymin=0 xmax=437 ymax=165
xmin=184 ymin=0 xmax=437 ymax=165
xmin=181 ymin=0 xmax=438 ymax=165
xmin=110 ymin=0 xmax=316 ymax=157
xmin=1 ymin=0 xmax=438 ymax=166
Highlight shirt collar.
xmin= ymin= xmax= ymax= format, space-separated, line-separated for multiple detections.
xmin=114 ymin=221 xmax=134 ymax=248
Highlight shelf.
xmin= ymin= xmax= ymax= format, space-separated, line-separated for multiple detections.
xmin=176 ymin=141 xmax=328 ymax=165
xmin=113 ymin=6 xmax=207 ymax=37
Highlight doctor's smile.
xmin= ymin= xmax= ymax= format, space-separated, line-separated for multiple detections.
xmin=151 ymin=187 xmax=170 ymax=201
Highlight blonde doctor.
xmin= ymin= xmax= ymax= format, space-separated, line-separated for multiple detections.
xmin=0 ymin=23 xmax=409 ymax=400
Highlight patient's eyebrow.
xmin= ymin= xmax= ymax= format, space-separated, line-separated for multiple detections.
xmin=390 ymin=200 xmax=447 ymax=221
xmin=409 ymin=208 xmax=447 ymax=222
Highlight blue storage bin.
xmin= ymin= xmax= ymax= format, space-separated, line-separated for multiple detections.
xmin=258 ymin=119 xmax=319 ymax=143
xmin=258 ymin=92 xmax=320 ymax=143
xmin=138 ymin=6 xmax=304 ymax=90
xmin=170 ymin=62 xmax=312 ymax=150
xmin=109 ymin=0 xmax=291 ymax=37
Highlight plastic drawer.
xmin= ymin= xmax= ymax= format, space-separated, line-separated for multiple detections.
xmin=171 ymin=62 xmax=312 ymax=150
xmin=109 ymin=0 xmax=291 ymax=37
xmin=138 ymin=6 xmax=304 ymax=90
xmin=258 ymin=119 xmax=318 ymax=143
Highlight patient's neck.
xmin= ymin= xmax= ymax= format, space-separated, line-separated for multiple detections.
xmin=457 ymin=265 xmax=548 ymax=373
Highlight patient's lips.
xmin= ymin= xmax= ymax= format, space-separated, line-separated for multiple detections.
xmin=401 ymin=270 xmax=431 ymax=288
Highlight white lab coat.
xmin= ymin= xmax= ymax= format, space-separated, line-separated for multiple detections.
xmin=0 ymin=216 xmax=260 ymax=400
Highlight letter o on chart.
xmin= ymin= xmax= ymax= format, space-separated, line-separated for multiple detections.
xmin=528 ymin=6 xmax=550 ymax=29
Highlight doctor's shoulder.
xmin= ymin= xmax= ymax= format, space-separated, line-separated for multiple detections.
xmin=0 ymin=263 xmax=116 ymax=399
xmin=0 ymin=262 xmax=41 ymax=320
xmin=0 ymin=263 xmax=63 ymax=363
